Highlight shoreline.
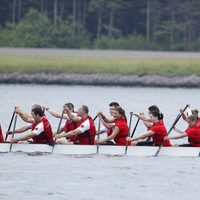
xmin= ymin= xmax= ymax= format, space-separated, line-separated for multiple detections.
xmin=1 ymin=48 xmax=200 ymax=57
xmin=1 ymin=73 xmax=200 ymax=88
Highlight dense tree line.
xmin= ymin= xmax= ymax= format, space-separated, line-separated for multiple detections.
xmin=0 ymin=0 xmax=200 ymax=50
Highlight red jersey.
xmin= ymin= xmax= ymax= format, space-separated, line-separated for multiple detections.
xmin=196 ymin=118 xmax=200 ymax=127
xmin=0 ymin=124 xmax=4 ymax=143
xmin=43 ymin=114 xmax=48 ymax=120
xmin=185 ymin=126 xmax=200 ymax=147
xmin=64 ymin=119 xmax=77 ymax=142
xmin=76 ymin=116 xmax=96 ymax=145
xmin=150 ymin=121 xmax=171 ymax=146
xmin=31 ymin=117 xmax=53 ymax=145
xmin=114 ymin=117 xmax=130 ymax=146
xmin=147 ymin=120 xmax=164 ymax=141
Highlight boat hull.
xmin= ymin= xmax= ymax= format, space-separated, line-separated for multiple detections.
xmin=0 ymin=143 xmax=199 ymax=157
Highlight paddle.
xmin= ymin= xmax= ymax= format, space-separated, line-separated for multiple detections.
xmin=96 ymin=117 xmax=101 ymax=154
xmin=130 ymin=118 xmax=140 ymax=138
xmin=9 ymin=115 xmax=18 ymax=152
xmin=125 ymin=112 xmax=133 ymax=155
xmin=93 ymin=114 xmax=98 ymax=121
xmin=51 ymin=109 xmax=65 ymax=153
xmin=5 ymin=110 xmax=16 ymax=141
xmin=154 ymin=104 xmax=189 ymax=157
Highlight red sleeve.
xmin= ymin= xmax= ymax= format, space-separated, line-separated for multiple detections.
xmin=185 ymin=128 xmax=193 ymax=137
xmin=149 ymin=125 xmax=159 ymax=133
xmin=115 ymin=121 xmax=121 ymax=129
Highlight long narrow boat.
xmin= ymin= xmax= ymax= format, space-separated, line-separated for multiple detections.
xmin=0 ymin=143 xmax=199 ymax=157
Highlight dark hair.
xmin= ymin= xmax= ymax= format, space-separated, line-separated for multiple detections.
xmin=82 ymin=105 xmax=89 ymax=114
xmin=32 ymin=107 xmax=44 ymax=117
xmin=109 ymin=102 xmax=120 ymax=107
xmin=151 ymin=110 xmax=163 ymax=120
xmin=64 ymin=103 xmax=74 ymax=112
xmin=114 ymin=106 xmax=127 ymax=122
xmin=148 ymin=105 xmax=160 ymax=113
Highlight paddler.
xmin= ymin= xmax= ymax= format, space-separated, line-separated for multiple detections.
xmin=97 ymin=102 xmax=120 ymax=145
xmin=181 ymin=108 xmax=200 ymax=127
xmin=7 ymin=106 xmax=53 ymax=145
xmin=96 ymin=106 xmax=130 ymax=146
xmin=165 ymin=114 xmax=200 ymax=147
xmin=138 ymin=105 xmax=164 ymax=144
xmin=126 ymin=110 xmax=171 ymax=146
xmin=55 ymin=105 xmax=96 ymax=145
xmin=44 ymin=103 xmax=78 ymax=144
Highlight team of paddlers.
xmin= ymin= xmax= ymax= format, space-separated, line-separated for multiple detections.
xmin=0 ymin=102 xmax=200 ymax=147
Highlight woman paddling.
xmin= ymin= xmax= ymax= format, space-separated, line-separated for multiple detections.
xmin=96 ymin=106 xmax=131 ymax=146
xmin=126 ymin=111 xmax=171 ymax=146
xmin=97 ymin=102 xmax=120 ymax=145
xmin=165 ymin=114 xmax=200 ymax=147
xmin=181 ymin=108 xmax=200 ymax=127
xmin=141 ymin=105 xmax=162 ymax=143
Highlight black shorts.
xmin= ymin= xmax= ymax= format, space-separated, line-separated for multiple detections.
xmin=105 ymin=141 xmax=115 ymax=145
xmin=136 ymin=141 xmax=154 ymax=146
xmin=179 ymin=144 xmax=193 ymax=147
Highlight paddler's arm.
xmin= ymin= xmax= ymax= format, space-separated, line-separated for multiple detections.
xmin=64 ymin=107 xmax=80 ymax=123
xmin=95 ymin=126 xmax=119 ymax=144
xmin=6 ymin=125 xmax=31 ymax=135
xmin=98 ymin=112 xmax=114 ymax=123
xmin=55 ymin=129 xmax=81 ymax=139
xmin=44 ymin=106 xmax=68 ymax=119
xmin=15 ymin=106 xmax=34 ymax=123
xmin=127 ymin=130 xmax=155 ymax=142
xmin=11 ymin=132 xmax=37 ymax=143
xmin=140 ymin=112 xmax=153 ymax=128
xmin=180 ymin=109 xmax=189 ymax=122
xmin=133 ymin=113 xmax=154 ymax=123
xmin=143 ymin=121 xmax=153 ymax=128
xmin=99 ymin=115 xmax=115 ymax=129
xmin=165 ymin=133 xmax=187 ymax=140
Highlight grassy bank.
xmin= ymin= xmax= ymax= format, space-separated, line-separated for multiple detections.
xmin=0 ymin=55 xmax=200 ymax=75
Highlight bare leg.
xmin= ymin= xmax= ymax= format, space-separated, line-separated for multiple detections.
xmin=174 ymin=144 xmax=180 ymax=147
xmin=56 ymin=139 xmax=73 ymax=145
xmin=131 ymin=141 xmax=138 ymax=146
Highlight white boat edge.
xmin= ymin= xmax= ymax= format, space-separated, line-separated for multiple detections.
xmin=0 ymin=143 xmax=199 ymax=157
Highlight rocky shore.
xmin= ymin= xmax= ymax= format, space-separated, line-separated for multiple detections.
xmin=0 ymin=73 xmax=200 ymax=87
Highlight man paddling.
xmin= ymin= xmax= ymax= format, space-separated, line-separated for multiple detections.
xmin=55 ymin=105 xmax=96 ymax=145
xmin=165 ymin=114 xmax=200 ymax=147
xmin=7 ymin=106 xmax=53 ymax=145
xmin=44 ymin=103 xmax=79 ymax=144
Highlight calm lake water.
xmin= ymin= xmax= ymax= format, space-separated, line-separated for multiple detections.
xmin=0 ymin=84 xmax=200 ymax=200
